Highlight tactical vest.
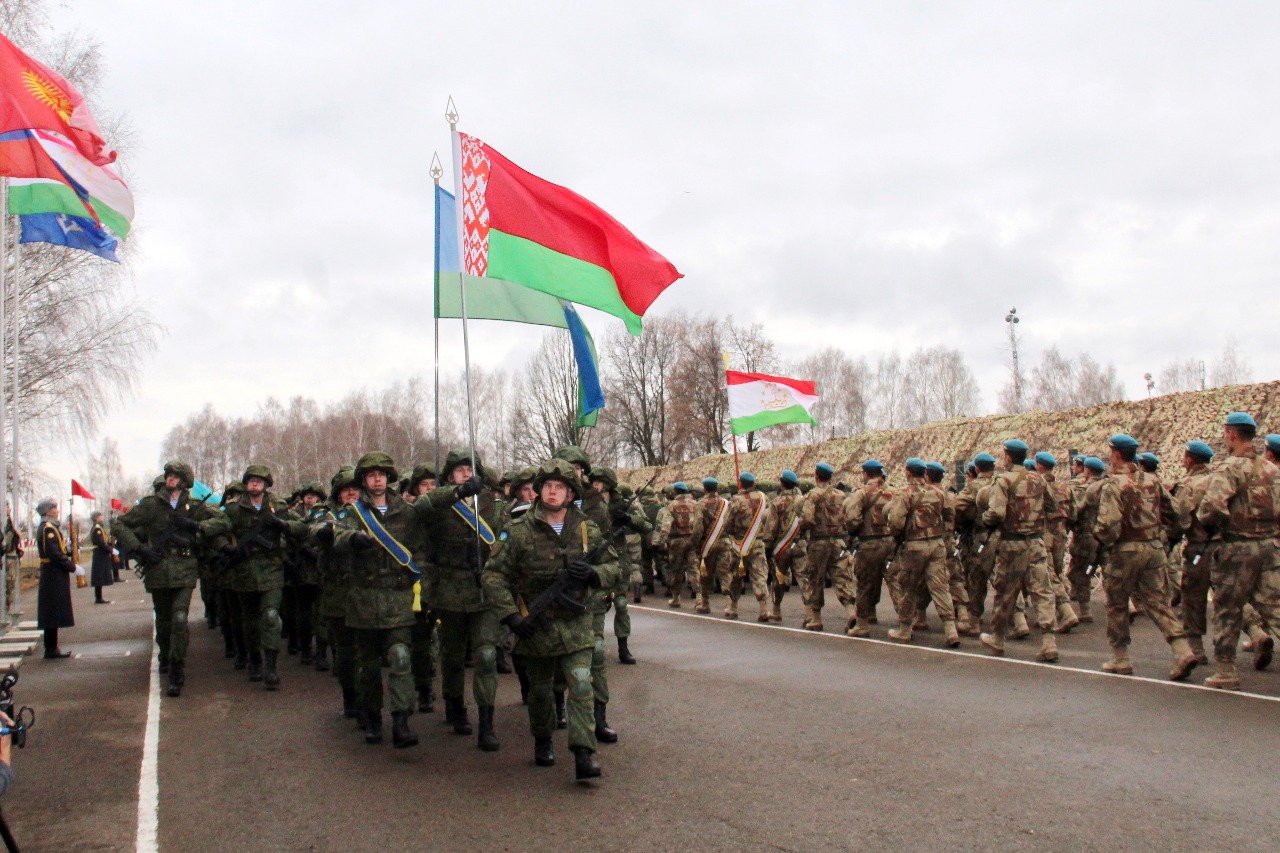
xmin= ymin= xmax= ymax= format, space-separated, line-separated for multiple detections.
xmin=855 ymin=486 xmax=895 ymax=537
xmin=1113 ymin=469 xmax=1162 ymax=543
xmin=810 ymin=485 xmax=845 ymax=537
xmin=1000 ymin=469 xmax=1047 ymax=536
xmin=670 ymin=497 xmax=696 ymax=537
xmin=904 ymin=483 xmax=947 ymax=540
xmin=1225 ymin=456 xmax=1280 ymax=540
xmin=1076 ymin=479 xmax=1105 ymax=531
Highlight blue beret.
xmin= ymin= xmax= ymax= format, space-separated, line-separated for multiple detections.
xmin=739 ymin=472 xmax=756 ymax=485
xmin=673 ymin=481 xmax=690 ymax=493
xmin=1185 ymin=441 xmax=1214 ymax=461
xmin=905 ymin=457 xmax=926 ymax=473
xmin=1035 ymin=451 xmax=1056 ymax=467
xmin=1226 ymin=412 xmax=1257 ymax=428
xmin=1072 ymin=454 xmax=1085 ymax=464
xmin=1084 ymin=456 xmax=1106 ymax=473
xmin=1108 ymin=434 xmax=1139 ymax=451
xmin=1267 ymin=435 xmax=1280 ymax=455
xmin=925 ymin=461 xmax=946 ymax=475
xmin=1003 ymin=439 xmax=1029 ymax=453
xmin=815 ymin=462 xmax=834 ymax=477
xmin=702 ymin=477 xmax=719 ymax=489
xmin=1022 ymin=460 xmax=1036 ymax=470
xmin=860 ymin=459 xmax=884 ymax=473
xmin=974 ymin=452 xmax=996 ymax=466
xmin=780 ymin=470 xmax=799 ymax=486
xmin=1136 ymin=453 xmax=1159 ymax=471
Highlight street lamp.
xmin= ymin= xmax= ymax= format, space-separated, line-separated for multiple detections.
xmin=1005 ymin=307 xmax=1022 ymax=411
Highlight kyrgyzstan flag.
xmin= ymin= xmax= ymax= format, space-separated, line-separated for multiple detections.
xmin=70 ymin=479 xmax=95 ymax=500
xmin=0 ymin=33 xmax=115 ymax=165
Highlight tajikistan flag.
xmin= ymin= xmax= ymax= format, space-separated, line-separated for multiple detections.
xmin=727 ymin=370 xmax=819 ymax=436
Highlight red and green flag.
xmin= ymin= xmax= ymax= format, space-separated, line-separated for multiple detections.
xmin=451 ymin=132 xmax=681 ymax=335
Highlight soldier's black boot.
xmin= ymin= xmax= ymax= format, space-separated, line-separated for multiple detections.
xmin=594 ymin=701 xmax=618 ymax=744
xmin=299 ymin=640 xmax=313 ymax=666
xmin=572 ymin=746 xmax=602 ymax=780
xmin=391 ymin=712 xmax=418 ymax=749
xmin=263 ymin=650 xmax=280 ymax=690
xmin=477 ymin=706 xmax=499 ymax=752
xmin=314 ymin=642 xmax=329 ymax=672
xmin=233 ymin=647 xmax=248 ymax=669
xmin=417 ymin=686 xmax=435 ymax=713
xmin=534 ymin=736 xmax=555 ymax=767
xmin=618 ymin=637 xmax=637 ymax=665
xmin=224 ymin=636 xmax=236 ymax=659
xmin=247 ymin=652 xmax=263 ymax=682
xmin=555 ymin=691 xmax=568 ymax=729
xmin=364 ymin=713 xmax=383 ymax=745
xmin=342 ymin=687 xmax=358 ymax=719
xmin=158 ymin=656 xmax=170 ymax=675
xmin=166 ymin=662 xmax=183 ymax=697
xmin=448 ymin=698 xmax=473 ymax=735
xmin=495 ymin=647 xmax=512 ymax=674
xmin=632 ymin=581 xmax=643 ymax=603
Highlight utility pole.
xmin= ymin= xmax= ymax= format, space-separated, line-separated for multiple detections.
xmin=1005 ymin=307 xmax=1022 ymax=411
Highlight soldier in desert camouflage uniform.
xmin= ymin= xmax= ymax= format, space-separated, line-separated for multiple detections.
xmin=764 ymin=470 xmax=806 ymax=623
xmin=885 ymin=458 xmax=957 ymax=646
xmin=723 ymin=472 xmax=772 ymax=622
xmin=1172 ymin=440 xmax=1217 ymax=664
xmin=653 ymin=482 xmax=703 ymax=608
xmin=796 ymin=462 xmax=845 ymax=632
xmin=844 ymin=460 xmax=897 ymax=637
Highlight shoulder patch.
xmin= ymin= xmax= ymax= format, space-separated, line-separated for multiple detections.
xmin=499 ymin=530 xmax=509 ymax=541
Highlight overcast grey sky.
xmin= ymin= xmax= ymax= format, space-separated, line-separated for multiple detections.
xmin=38 ymin=0 xmax=1280 ymax=482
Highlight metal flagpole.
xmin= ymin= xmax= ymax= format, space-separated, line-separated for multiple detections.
xmin=723 ymin=351 xmax=741 ymax=480
xmin=0 ymin=181 xmax=8 ymax=624
xmin=430 ymin=152 xmax=443 ymax=474
xmin=446 ymin=98 xmax=485 ymax=600
xmin=10 ymin=229 xmax=19 ymax=618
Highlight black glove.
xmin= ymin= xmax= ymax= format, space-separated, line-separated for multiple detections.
xmin=504 ymin=613 xmax=536 ymax=640
xmin=315 ymin=524 xmax=335 ymax=548
xmin=262 ymin=513 xmax=289 ymax=533
xmin=137 ymin=545 xmax=163 ymax=564
xmin=456 ymin=475 xmax=484 ymax=499
xmin=351 ymin=531 xmax=376 ymax=550
xmin=610 ymin=504 xmax=631 ymax=528
xmin=567 ymin=558 xmax=601 ymax=587
xmin=174 ymin=516 xmax=201 ymax=532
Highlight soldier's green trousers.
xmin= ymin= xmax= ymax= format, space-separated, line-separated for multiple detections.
xmin=411 ymin=611 xmax=437 ymax=693
xmin=525 ymin=648 xmax=595 ymax=750
xmin=1209 ymin=540 xmax=1280 ymax=664
xmin=438 ymin=609 xmax=498 ymax=708
xmin=591 ymin=611 xmax=610 ymax=705
xmin=354 ymin=626 xmax=413 ymax=715
xmin=328 ymin=616 xmax=357 ymax=690
xmin=238 ymin=588 xmax=283 ymax=656
xmin=1103 ymin=541 xmax=1184 ymax=649
xmin=150 ymin=586 xmax=195 ymax=664
xmin=664 ymin=537 xmax=698 ymax=600
xmin=219 ymin=587 xmax=243 ymax=656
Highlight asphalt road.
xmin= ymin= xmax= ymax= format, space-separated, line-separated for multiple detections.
xmin=8 ymin=580 xmax=1280 ymax=852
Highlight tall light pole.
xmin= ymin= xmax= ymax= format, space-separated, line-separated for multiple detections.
xmin=1005 ymin=307 xmax=1022 ymax=411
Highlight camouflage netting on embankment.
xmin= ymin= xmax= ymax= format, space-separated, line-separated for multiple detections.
xmin=622 ymin=381 xmax=1280 ymax=488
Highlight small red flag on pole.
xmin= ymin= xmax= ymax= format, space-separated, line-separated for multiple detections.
xmin=71 ymin=479 xmax=95 ymax=500
xmin=110 ymin=498 xmax=123 ymax=511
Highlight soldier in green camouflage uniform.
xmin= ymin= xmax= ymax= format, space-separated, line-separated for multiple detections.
xmin=723 ymin=472 xmax=772 ymax=622
xmin=1093 ymin=434 xmax=1197 ymax=680
xmin=483 ymin=459 xmax=620 ymax=780
xmin=216 ymin=481 xmax=246 ymax=666
xmin=200 ymin=465 xmax=311 ymax=690
xmin=653 ymin=482 xmax=703 ymax=608
xmin=638 ymin=485 xmax=664 ymax=597
xmin=1172 ymin=440 xmax=1217 ymax=664
xmin=797 ymin=462 xmax=845 ymax=631
xmin=1196 ymin=416 xmax=1280 ymax=689
xmin=1068 ymin=457 xmax=1108 ymax=620
xmin=114 ymin=461 xmax=217 ymax=697
xmin=417 ymin=449 xmax=503 ymax=750
xmin=401 ymin=463 xmax=440 ymax=713
xmin=764 ymin=470 xmax=806 ymax=623
xmin=588 ymin=468 xmax=650 ymax=661
xmin=291 ymin=481 xmax=328 ymax=666
xmin=314 ymin=467 xmax=361 ymax=717
xmin=844 ymin=460 xmax=896 ymax=637
xmin=886 ymin=458 xmax=957 ymax=645
xmin=978 ymin=441 xmax=1060 ymax=661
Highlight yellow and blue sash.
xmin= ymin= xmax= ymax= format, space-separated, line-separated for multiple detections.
xmin=452 ymin=498 xmax=496 ymax=546
xmin=348 ymin=501 xmax=421 ymax=576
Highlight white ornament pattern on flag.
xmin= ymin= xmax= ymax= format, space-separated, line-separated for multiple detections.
xmin=460 ymin=133 xmax=491 ymax=277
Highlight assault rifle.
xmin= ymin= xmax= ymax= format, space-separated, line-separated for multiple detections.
xmin=209 ymin=515 xmax=285 ymax=576
xmin=133 ymin=521 xmax=197 ymax=578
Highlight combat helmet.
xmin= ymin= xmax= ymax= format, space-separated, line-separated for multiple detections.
xmin=329 ymin=466 xmax=357 ymax=497
xmin=589 ymin=466 xmax=619 ymax=492
xmin=298 ymin=479 xmax=328 ymax=501
xmin=617 ymin=482 xmax=634 ymax=499
xmin=533 ymin=458 xmax=583 ymax=499
xmin=223 ymin=480 xmax=245 ymax=500
xmin=552 ymin=445 xmax=592 ymax=476
xmin=440 ymin=448 xmax=483 ymax=485
xmin=242 ymin=464 xmax=274 ymax=488
xmin=162 ymin=460 xmax=195 ymax=490
xmin=354 ymin=452 xmax=398 ymax=484
xmin=510 ymin=466 xmax=539 ymax=495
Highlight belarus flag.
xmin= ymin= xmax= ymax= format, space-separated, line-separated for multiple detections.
xmin=727 ymin=371 xmax=819 ymax=436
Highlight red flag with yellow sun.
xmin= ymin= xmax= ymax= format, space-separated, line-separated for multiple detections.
xmin=0 ymin=33 xmax=115 ymax=165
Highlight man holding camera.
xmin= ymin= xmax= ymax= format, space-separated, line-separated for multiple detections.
xmin=114 ymin=462 xmax=218 ymax=697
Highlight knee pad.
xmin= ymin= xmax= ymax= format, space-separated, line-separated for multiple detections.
xmin=264 ymin=608 xmax=282 ymax=631
xmin=476 ymin=645 xmax=497 ymax=675
xmin=569 ymin=667 xmax=594 ymax=700
xmin=387 ymin=643 xmax=412 ymax=676
xmin=592 ymin=638 xmax=606 ymax=666
xmin=172 ymin=609 xmax=188 ymax=627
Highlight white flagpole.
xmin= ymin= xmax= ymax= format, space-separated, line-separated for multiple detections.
xmin=0 ymin=181 xmax=9 ymax=625
xmin=447 ymin=98 xmax=485 ymax=599
xmin=9 ymin=220 xmax=18 ymax=619
xmin=430 ymin=152 xmax=443 ymax=475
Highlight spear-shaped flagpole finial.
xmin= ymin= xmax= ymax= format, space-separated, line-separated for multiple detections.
xmin=430 ymin=152 xmax=442 ymax=185
xmin=445 ymin=96 xmax=459 ymax=131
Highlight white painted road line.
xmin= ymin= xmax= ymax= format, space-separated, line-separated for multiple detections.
xmin=631 ymin=604 xmax=1280 ymax=704
xmin=135 ymin=617 xmax=160 ymax=853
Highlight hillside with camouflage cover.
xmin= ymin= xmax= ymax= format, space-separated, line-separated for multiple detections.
xmin=623 ymin=381 xmax=1280 ymax=488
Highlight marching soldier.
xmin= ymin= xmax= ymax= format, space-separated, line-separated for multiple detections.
xmin=696 ymin=477 xmax=733 ymax=616
xmin=1172 ymin=440 xmax=1216 ymax=664
xmin=587 ymin=468 xmax=649 ymax=662
xmin=885 ymin=458 xmax=957 ymax=645
xmin=957 ymin=453 xmax=998 ymax=628
xmin=765 ymin=470 xmax=807 ymax=623
xmin=844 ymin=460 xmax=896 ymax=637
xmin=1035 ymin=452 xmax=1081 ymax=633
xmin=653 ymin=482 xmax=703 ymax=608
xmin=402 ymin=463 xmax=441 ymax=713
xmin=1068 ymin=456 xmax=1109 ymax=621
xmin=314 ymin=467 xmax=361 ymax=717
xmin=724 ymin=472 xmax=772 ymax=622
xmin=797 ymin=462 xmax=846 ymax=632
